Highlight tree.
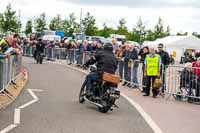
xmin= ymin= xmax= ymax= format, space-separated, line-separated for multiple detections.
xmin=146 ymin=29 xmax=156 ymax=41
xmin=96 ymin=23 xmax=114 ymax=37
xmin=0 ymin=4 xmax=21 ymax=33
xmin=116 ymin=18 xmax=128 ymax=35
xmin=60 ymin=13 xmax=78 ymax=36
xmin=192 ymin=32 xmax=200 ymax=38
xmin=154 ymin=17 xmax=170 ymax=39
xmin=49 ymin=14 xmax=62 ymax=31
xmin=146 ymin=17 xmax=170 ymax=41
xmin=34 ymin=13 xmax=47 ymax=32
xmin=82 ymin=12 xmax=98 ymax=36
xmin=127 ymin=17 xmax=146 ymax=44
xmin=25 ymin=20 xmax=33 ymax=35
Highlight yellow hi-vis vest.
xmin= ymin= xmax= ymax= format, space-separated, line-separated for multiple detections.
xmin=146 ymin=54 xmax=159 ymax=76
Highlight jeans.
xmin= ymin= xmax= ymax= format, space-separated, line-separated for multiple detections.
xmin=85 ymin=72 xmax=98 ymax=91
xmin=118 ymin=60 xmax=124 ymax=79
xmin=189 ymin=79 xmax=200 ymax=97
xmin=67 ymin=50 xmax=75 ymax=63
xmin=132 ymin=66 xmax=139 ymax=85
xmin=47 ymin=48 xmax=53 ymax=60
xmin=76 ymin=51 xmax=83 ymax=65
xmin=124 ymin=60 xmax=129 ymax=83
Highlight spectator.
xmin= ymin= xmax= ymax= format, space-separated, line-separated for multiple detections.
xmin=192 ymin=57 xmax=200 ymax=78
xmin=139 ymin=46 xmax=149 ymax=92
xmin=116 ymin=44 xmax=126 ymax=79
xmin=83 ymin=40 xmax=89 ymax=51
xmin=46 ymin=41 xmax=55 ymax=61
xmin=10 ymin=34 xmax=20 ymax=48
xmin=0 ymin=36 xmax=10 ymax=53
xmin=54 ymin=40 xmax=60 ymax=48
xmin=157 ymin=43 xmax=170 ymax=93
xmin=187 ymin=58 xmax=200 ymax=100
xmin=67 ymin=40 xmax=77 ymax=65
xmin=112 ymin=38 xmax=119 ymax=54
xmin=76 ymin=40 xmax=84 ymax=66
xmin=91 ymin=41 xmax=98 ymax=52
xmin=122 ymin=43 xmax=131 ymax=86
xmin=144 ymin=46 xmax=162 ymax=98
xmin=180 ymin=63 xmax=194 ymax=89
xmin=63 ymin=40 xmax=71 ymax=49
xmin=129 ymin=43 xmax=139 ymax=88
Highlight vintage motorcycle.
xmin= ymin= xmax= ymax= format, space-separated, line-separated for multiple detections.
xmin=79 ymin=65 xmax=120 ymax=113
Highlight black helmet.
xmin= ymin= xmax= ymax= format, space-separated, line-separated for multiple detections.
xmin=103 ymin=43 xmax=113 ymax=51
xmin=38 ymin=38 xmax=42 ymax=42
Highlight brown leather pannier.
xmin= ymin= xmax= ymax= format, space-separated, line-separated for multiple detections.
xmin=102 ymin=72 xmax=121 ymax=84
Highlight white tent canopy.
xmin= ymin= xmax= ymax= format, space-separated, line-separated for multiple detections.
xmin=143 ymin=35 xmax=200 ymax=61
xmin=42 ymin=35 xmax=61 ymax=42
xmin=144 ymin=35 xmax=200 ymax=49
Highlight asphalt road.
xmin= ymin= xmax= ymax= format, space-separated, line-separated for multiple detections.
xmin=0 ymin=57 xmax=154 ymax=133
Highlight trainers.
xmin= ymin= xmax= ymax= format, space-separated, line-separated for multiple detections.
xmin=122 ymin=82 xmax=128 ymax=86
xmin=143 ymin=94 xmax=149 ymax=96
xmin=153 ymin=95 xmax=157 ymax=98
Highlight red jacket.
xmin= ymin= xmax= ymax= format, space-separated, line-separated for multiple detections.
xmin=192 ymin=62 xmax=200 ymax=78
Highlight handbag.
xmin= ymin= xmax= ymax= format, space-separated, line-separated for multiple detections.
xmin=153 ymin=77 xmax=162 ymax=89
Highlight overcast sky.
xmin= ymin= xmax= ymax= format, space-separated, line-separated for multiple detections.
xmin=0 ymin=0 xmax=200 ymax=34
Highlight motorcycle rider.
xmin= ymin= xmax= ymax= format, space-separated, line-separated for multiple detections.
xmin=34 ymin=38 xmax=45 ymax=60
xmin=83 ymin=42 xmax=118 ymax=96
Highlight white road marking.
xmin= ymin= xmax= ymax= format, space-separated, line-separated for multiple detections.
xmin=18 ymin=99 xmax=37 ymax=109
xmin=0 ymin=124 xmax=17 ymax=133
xmin=0 ymin=89 xmax=43 ymax=133
xmin=14 ymin=109 xmax=20 ymax=124
xmin=30 ymin=89 xmax=44 ymax=92
xmin=51 ymin=61 xmax=164 ymax=133
xmin=27 ymin=89 xmax=39 ymax=100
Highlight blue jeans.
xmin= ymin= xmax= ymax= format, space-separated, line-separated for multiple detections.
xmin=76 ymin=51 xmax=83 ymax=65
xmin=124 ymin=60 xmax=129 ymax=82
xmin=132 ymin=66 xmax=139 ymax=85
xmin=85 ymin=73 xmax=98 ymax=90
xmin=67 ymin=50 xmax=74 ymax=63
xmin=118 ymin=60 xmax=124 ymax=79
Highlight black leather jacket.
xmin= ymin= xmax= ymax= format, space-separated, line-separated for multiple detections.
xmin=36 ymin=41 xmax=45 ymax=53
xmin=86 ymin=49 xmax=118 ymax=74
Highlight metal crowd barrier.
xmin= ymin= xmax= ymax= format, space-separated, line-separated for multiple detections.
xmin=165 ymin=65 xmax=200 ymax=101
xmin=22 ymin=45 xmax=92 ymax=65
xmin=0 ymin=54 xmax=22 ymax=93
xmin=23 ymin=45 xmax=36 ymax=57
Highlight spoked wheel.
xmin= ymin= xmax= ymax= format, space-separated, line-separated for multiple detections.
xmin=79 ymin=82 xmax=86 ymax=103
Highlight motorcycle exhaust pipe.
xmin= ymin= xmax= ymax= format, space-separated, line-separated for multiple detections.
xmin=84 ymin=96 xmax=104 ymax=108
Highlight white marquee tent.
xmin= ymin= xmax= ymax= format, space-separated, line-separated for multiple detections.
xmin=143 ymin=35 xmax=200 ymax=61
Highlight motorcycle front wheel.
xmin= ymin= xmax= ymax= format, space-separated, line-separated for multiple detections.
xmin=79 ymin=82 xmax=86 ymax=103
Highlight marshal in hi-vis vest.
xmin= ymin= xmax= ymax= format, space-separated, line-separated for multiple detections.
xmin=146 ymin=54 xmax=159 ymax=76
